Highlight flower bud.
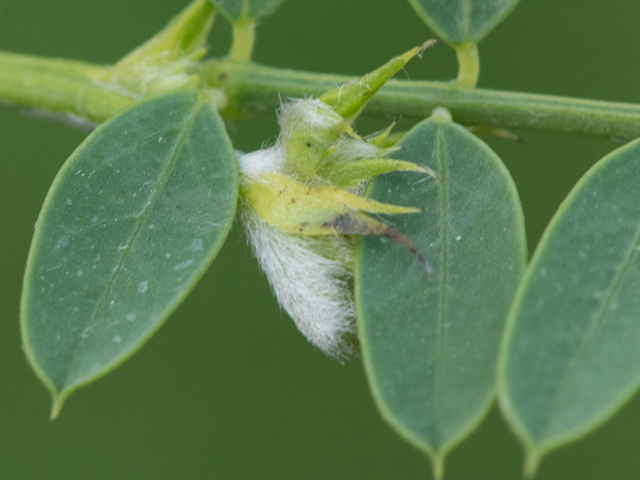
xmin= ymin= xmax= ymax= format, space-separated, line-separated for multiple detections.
xmin=239 ymin=44 xmax=437 ymax=357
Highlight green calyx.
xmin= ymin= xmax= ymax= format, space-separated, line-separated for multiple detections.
xmin=281 ymin=41 xmax=440 ymax=186
xmin=239 ymin=46 xmax=441 ymax=269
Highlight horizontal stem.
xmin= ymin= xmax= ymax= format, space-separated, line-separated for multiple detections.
xmin=2 ymin=49 xmax=640 ymax=140
xmin=203 ymin=59 xmax=640 ymax=139
xmin=0 ymin=50 xmax=135 ymax=123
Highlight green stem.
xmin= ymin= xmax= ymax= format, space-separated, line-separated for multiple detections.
xmin=229 ymin=21 xmax=256 ymax=62
xmin=0 ymin=50 xmax=136 ymax=123
xmin=455 ymin=44 xmax=480 ymax=89
xmin=3 ymin=48 xmax=640 ymax=140
xmin=203 ymin=59 xmax=640 ymax=139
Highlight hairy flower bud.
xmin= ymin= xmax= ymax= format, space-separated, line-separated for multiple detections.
xmin=239 ymin=44 xmax=437 ymax=357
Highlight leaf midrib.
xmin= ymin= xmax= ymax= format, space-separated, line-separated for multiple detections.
xmin=58 ymin=101 xmax=202 ymax=392
xmin=461 ymin=0 xmax=472 ymax=38
xmin=434 ymin=126 xmax=449 ymax=450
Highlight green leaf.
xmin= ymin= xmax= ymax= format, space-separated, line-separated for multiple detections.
xmin=355 ymin=112 xmax=526 ymax=477
xmin=21 ymin=92 xmax=238 ymax=417
xmin=210 ymin=0 xmax=286 ymax=22
xmin=408 ymin=0 xmax=521 ymax=46
xmin=498 ymin=138 xmax=640 ymax=475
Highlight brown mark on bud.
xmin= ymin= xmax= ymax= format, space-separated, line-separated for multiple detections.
xmin=323 ymin=214 xmax=432 ymax=276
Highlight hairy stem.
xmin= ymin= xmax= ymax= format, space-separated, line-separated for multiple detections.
xmin=204 ymin=59 xmax=640 ymax=139
xmin=0 ymin=51 xmax=135 ymax=123
xmin=3 ymin=48 xmax=640 ymax=140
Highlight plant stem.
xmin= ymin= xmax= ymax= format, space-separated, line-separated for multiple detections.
xmin=455 ymin=44 xmax=480 ymax=89
xmin=229 ymin=21 xmax=256 ymax=62
xmin=203 ymin=59 xmax=640 ymax=139
xmin=3 ymin=48 xmax=640 ymax=140
xmin=0 ymin=51 xmax=136 ymax=123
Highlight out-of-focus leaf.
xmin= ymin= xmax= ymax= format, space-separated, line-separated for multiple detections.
xmin=210 ymin=0 xmax=286 ymax=22
xmin=499 ymin=138 xmax=640 ymax=475
xmin=408 ymin=0 xmax=521 ymax=46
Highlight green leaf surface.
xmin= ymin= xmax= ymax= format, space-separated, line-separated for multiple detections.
xmin=21 ymin=92 xmax=238 ymax=416
xmin=499 ymin=138 xmax=640 ymax=473
xmin=210 ymin=0 xmax=285 ymax=22
xmin=356 ymin=114 xmax=526 ymax=475
xmin=408 ymin=0 xmax=521 ymax=46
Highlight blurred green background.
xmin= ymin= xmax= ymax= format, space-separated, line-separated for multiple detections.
xmin=2 ymin=0 xmax=640 ymax=478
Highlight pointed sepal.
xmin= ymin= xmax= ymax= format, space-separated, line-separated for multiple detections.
xmin=326 ymin=158 xmax=438 ymax=187
xmin=320 ymin=40 xmax=437 ymax=119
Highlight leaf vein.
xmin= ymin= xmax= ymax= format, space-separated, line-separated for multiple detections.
xmin=461 ymin=0 xmax=472 ymax=38
xmin=434 ymin=126 xmax=449 ymax=449
xmin=542 ymin=216 xmax=640 ymax=439
xmin=59 ymin=102 xmax=202 ymax=391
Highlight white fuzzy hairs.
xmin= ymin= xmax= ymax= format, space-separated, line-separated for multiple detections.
xmin=238 ymin=98 xmax=377 ymax=358
xmin=242 ymin=206 xmax=357 ymax=358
